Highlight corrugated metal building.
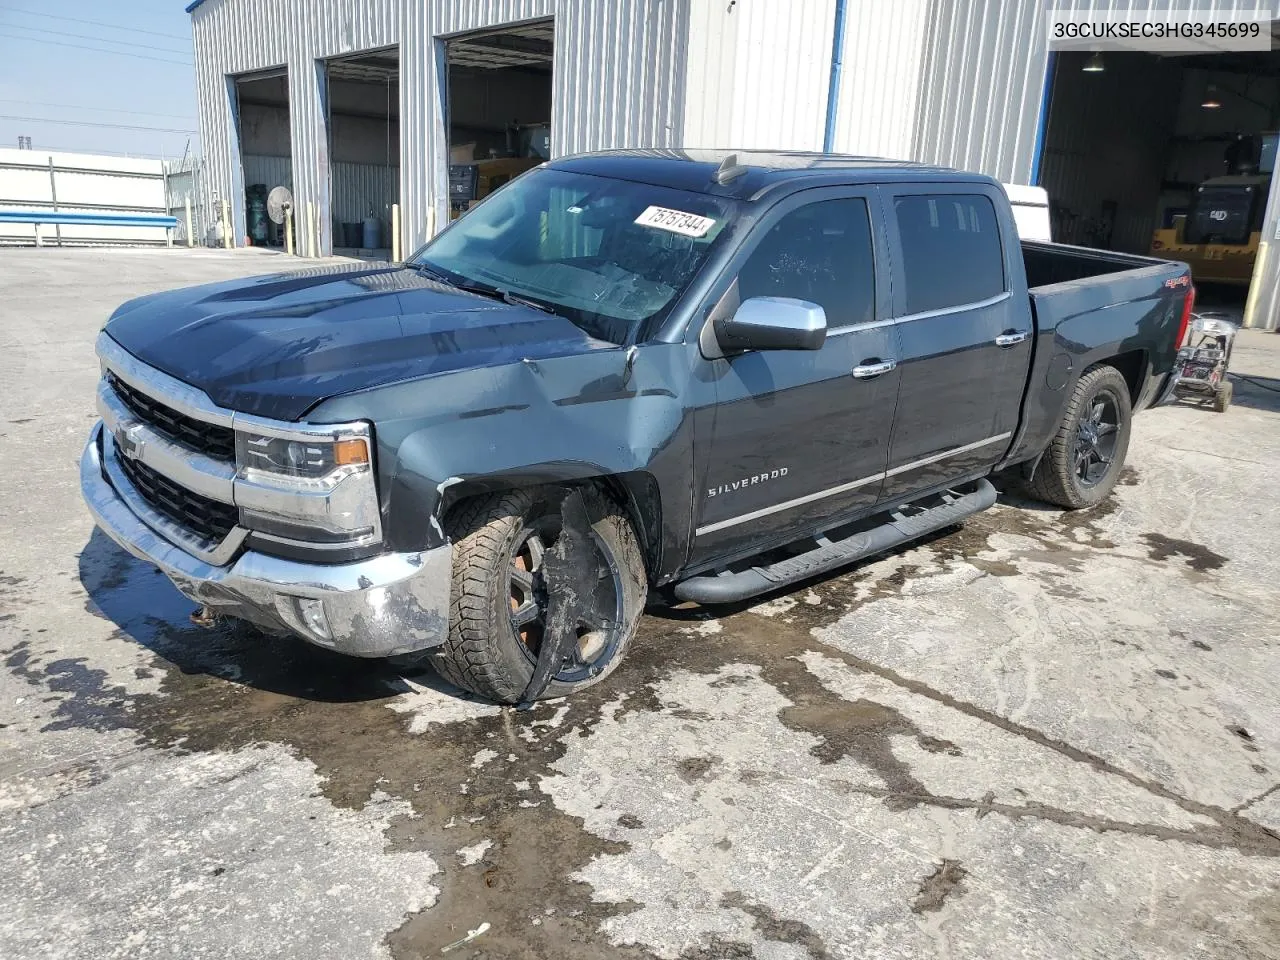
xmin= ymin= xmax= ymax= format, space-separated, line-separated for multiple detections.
xmin=187 ymin=0 xmax=1280 ymax=328
xmin=187 ymin=0 xmax=1058 ymax=254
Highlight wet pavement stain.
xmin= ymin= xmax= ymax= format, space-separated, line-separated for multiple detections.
xmin=1142 ymin=533 xmax=1228 ymax=572
xmin=675 ymin=755 xmax=718 ymax=783
xmin=720 ymin=891 xmax=833 ymax=960
xmin=911 ymin=859 xmax=968 ymax=914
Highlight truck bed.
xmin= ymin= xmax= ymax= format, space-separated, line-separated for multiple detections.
xmin=1003 ymin=239 xmax=1189 ymax=471
xmin=1021 ymin=240 xmax=1173 ymax=290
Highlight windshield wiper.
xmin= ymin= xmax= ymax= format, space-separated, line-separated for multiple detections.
xmin=495 ymin=289 xmax=558 ymax=314
xmin=406 ymin=262 xmax=558 ymax=315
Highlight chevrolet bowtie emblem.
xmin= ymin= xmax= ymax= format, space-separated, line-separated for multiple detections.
xmin=115 ymin=424 xmax=145 ymax=460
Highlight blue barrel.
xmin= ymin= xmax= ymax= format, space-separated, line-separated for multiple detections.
xmin=362 ymin=216 xmax=380 ymax=249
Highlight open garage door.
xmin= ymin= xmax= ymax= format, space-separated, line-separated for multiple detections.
xmin=1038 ymin=40 xmax=1280 ymax=320
xmin=325 ymin=48 xmax=400 ymax=259
xmin=445 ymin=21 xmax=554 ymax=222
xmin=232 ymin=69 xmax=292 ymax=249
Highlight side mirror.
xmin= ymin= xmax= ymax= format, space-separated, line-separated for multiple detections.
xmin=714 ymin=296 xmax=827 ymax=352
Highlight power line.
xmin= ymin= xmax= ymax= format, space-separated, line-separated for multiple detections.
xmin=0 ymin=115 xmax=198 ymax=134
xmin=0 ymin=99 xmax=195 ymax=121
xmin=0 ymin=33 xmax=193 ymax=66
xmin=1 ymin=7 xmax=190 ymax=42
xmin=0 ymin=23 xmax=191 ymax=56
xmin=0 ymin=141 xmax=201 ymax=159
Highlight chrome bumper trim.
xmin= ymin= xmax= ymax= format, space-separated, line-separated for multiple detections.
xmin=82 ymin=423 xmax=451 ymax=658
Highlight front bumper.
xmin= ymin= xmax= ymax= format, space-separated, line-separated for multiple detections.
xmin=81 ymin=422 xmax=452 ymax=657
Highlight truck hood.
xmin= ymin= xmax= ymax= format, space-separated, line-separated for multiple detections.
xmin=103 ymin=263 xmax=618 ymax=421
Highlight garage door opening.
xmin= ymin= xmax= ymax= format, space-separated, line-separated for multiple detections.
xmin=1038 ymin=43 xmax=1280 ymax=314
xmin=325 ymin=47 xmax=400 ymax=259
xmin=445 ymin=21 xmax=554 ymax=222
xmin=233 ymin=69 xmax=292 ymax=249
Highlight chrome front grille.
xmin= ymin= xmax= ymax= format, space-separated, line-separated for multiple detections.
xmin=107 ymin=372 xmax=235 ymax=460
xmin=116 ymin=450 xmax=238 ymax=542
xmin=96 ymin=334 xmax=246 ymax=565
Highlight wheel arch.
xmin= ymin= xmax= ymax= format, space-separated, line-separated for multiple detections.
xmin=438 ymin=468 xmax=663 ymax=581
xmin=1096 ymin=348 xmax=1149 ymax=407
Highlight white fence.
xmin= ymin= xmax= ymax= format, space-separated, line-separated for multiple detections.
xmin=0 ymin=149 xmax=173 ymax=246
xmin=164 ymin=155 xmax=213 ymax=247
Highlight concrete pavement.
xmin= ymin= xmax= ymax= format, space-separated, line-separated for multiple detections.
xmin=2 ymin=248 xmax=1278 ymax=959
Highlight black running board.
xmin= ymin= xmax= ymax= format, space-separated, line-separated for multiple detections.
xmin=673 ymin=479 xmax=997 ymax=604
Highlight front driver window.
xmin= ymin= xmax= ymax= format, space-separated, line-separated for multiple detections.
xmin=738 ymin=198 xmax=876 ymax=329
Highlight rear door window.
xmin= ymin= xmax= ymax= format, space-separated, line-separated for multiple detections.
xmin=894 ymin=194 xmax=1005 ymax=315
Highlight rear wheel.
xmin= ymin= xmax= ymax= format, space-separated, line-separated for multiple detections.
xmin=1028 ymin=365 xmax=1133 ymax=509
xmin=433 ymin=485 xmax=647 ymax=703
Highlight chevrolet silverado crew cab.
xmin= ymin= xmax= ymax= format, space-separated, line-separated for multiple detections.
xmin=82 ymin=150 xmax=1194 ymax=703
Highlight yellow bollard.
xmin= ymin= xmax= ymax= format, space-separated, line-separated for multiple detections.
xmin=306 ymin=200 xmax=316 ymax=258
xmin=184 ymin=195 xmax=193 ymax=248
xmin=285 ymin=207 xmax=294 ymax=256
xmin=221 ymin=199 xmax=231 ymax=249
xmin=391 ymin=203 xmax=401 ymax=262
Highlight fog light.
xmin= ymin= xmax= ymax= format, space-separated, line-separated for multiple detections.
xmin=295 ymin=597 xmax=332 ymax=641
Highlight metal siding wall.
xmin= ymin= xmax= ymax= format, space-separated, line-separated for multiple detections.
xmin=680 ymin=0 xmax=739 ymax=147
xmin=404 ymin=0 xmax=687 ymax=250
xmin=242 ymin=154 xmax=292 ymax=191
xmin=730 ymin=0 xmax=834 ymax=150
xmin=192 ymin=0 xmax=398 ymax=255
xmin=330 ymin=160 xmax=400 ymax=227
xmin=195 ymin=0 xmax=689 ymax=255
xmin=912 ymin=0 xmax=1048 ymax=184
xmin=832 ymin=0 xmax=931 ymax=159
xmin=680 ymin=0 xmax=926 ymax=160
xmin=553 ymin=0 xmax=687 ymax=155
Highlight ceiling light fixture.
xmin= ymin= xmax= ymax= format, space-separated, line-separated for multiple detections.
xmin=1083 ymin=52 xmax=1105 ymax=73
xmin=1202 ymin=84 xmax=1222 ymax=109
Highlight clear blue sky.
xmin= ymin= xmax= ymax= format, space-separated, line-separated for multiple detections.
xmin=0 ymin=0 xmax=199 ymax=158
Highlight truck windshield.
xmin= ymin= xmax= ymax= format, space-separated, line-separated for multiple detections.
xmin=409 ymin=168 xmax=737 ymax=344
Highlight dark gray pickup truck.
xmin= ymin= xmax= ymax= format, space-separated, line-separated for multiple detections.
xmin=82 ymin=150 xmax=1193 ymax=702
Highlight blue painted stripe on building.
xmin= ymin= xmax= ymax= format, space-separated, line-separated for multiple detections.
xmin=1029 ymin=52 xmax=1056 ymax=186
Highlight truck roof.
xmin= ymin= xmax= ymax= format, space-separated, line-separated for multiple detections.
xmin=547 ymin=148 xmax=996 ymax=200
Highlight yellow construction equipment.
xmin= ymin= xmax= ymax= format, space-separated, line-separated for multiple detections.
xmin=1151 ymin=174 xmax=1270 ymax=286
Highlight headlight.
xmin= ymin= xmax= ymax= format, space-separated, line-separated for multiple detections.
xmin=236 ymin=433 xmax=370 ymax=480
xmin=231 ymin=419 xmax=382 ymax=551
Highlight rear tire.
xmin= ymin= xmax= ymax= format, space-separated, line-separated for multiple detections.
xmin=432 ymin=485 xmax=647 ymax=703
xmin=1028 ymin=365 xmax=1132 ymax=510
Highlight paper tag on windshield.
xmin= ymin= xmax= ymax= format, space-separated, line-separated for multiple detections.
xmin=634 ymin=206 xmax=716 ymax=238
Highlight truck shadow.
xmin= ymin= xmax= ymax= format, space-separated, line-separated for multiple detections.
xmin=77 ymin=528 xmax=454 ymax=705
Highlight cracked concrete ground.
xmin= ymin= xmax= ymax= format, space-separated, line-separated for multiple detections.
xmin=2 ymin=248 xmax=1279 ymax=959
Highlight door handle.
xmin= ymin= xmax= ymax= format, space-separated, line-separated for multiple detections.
xmin=852 ymin=359 xmax=897 ymax=379
xmin=994 ymin=330 xmax=1030 ymax=347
